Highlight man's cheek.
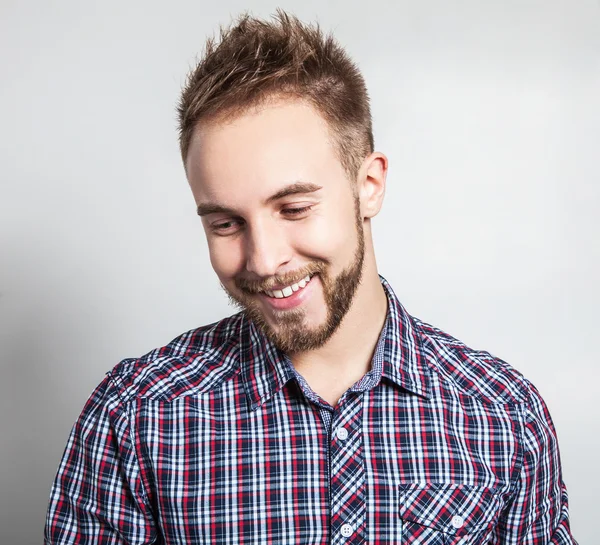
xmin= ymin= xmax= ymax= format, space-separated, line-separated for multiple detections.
xmin=209 ymin=243 xmax=240 ymax=278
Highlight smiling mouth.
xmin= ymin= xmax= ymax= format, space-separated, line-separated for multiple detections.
xmin=261 ymin=275 xmax=313 ymax=299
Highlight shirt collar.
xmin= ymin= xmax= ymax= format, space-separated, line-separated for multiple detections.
xmin=378 ymin=276 xmax=431 ymax=398
xmin=239 ymin=275 xmax=430 ymax=410
xmin=239 ymin=315 xmax=296 ymax=411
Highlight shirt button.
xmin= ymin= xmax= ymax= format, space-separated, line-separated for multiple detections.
xmin=336 ymin=427 xmax=349 ymax=440
xmin=340 ymin=523 xmax=353 ymax=537
xmin=451 ymin=515 xmax=464 ymax=529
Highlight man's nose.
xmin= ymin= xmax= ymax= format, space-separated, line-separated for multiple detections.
xmin=244 ymin=220 xmax=291 ymax=278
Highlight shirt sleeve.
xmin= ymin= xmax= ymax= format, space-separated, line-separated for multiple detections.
xmin=496 ymin=381 xmax=577 ymax=544
xmin=44 ymin=374 xmax=158 ymax=544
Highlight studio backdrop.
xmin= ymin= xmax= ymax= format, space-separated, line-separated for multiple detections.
xmin=0 ymin=1 xmax=597 ymax=543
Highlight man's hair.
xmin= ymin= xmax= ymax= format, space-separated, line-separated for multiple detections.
xmin=177 ymin=10 xmax=374 ymax=179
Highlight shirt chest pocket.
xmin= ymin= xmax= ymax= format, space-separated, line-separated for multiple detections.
xmin=398 ymin=483 xmax=502 ymax=545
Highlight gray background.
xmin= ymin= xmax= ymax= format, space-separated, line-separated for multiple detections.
xmin=1 ymin=0 xmax=598 ymax=543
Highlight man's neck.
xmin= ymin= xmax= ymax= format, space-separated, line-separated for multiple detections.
xmin=289 ymin=266 xmax=388 ymax=407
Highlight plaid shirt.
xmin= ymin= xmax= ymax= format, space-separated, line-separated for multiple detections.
xmin=45 ymin=277 xmax=576 ymax=544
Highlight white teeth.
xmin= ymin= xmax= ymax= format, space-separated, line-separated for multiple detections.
xmin=263 ymin=274 xmax=313 ymax=299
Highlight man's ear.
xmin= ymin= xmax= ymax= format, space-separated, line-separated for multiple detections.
xmin=357 ymin=152 xmax=388 ymax=219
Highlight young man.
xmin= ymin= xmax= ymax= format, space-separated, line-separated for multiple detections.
xmin=45 ymin=12 xmax=577 ymax=545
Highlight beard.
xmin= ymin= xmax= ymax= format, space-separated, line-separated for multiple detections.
xmin=222 ymin=197 xmax=365 ymax=353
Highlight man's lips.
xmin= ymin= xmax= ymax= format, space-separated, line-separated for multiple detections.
xmin=239 ymin=273 xmax=317 ymax=294
xmin=261 ymin=275 xmax=312 ymax=297
xmin=257 ymin=274 xmax=318 ymax=311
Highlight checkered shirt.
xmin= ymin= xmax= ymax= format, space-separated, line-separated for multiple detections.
xmin=45 ymin=277 xmax=577 ymax=544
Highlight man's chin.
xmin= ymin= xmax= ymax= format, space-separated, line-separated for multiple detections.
xmin=259 ymin=308 xmax=348 ymax=353
xmin=264 ymin=326 xmax=328 ymax=353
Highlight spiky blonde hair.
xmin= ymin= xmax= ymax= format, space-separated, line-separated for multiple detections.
xmin=178 ymin=10 xmax=374 ymax=179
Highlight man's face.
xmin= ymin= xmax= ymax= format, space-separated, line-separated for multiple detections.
xmin=185 ymin=99 xmax=365 ymax=353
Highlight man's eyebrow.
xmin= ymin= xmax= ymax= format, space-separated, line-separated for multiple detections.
xmin=196 ymin=182 xmax=322 ymax=217
xmin=196 ymin=203 xmax=237 ymax=217
xmin=265 ymin=181 xmax=323 ymax=203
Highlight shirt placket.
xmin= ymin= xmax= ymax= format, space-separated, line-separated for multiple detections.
xmin=328 ymin=394 xmax=366 ymax=545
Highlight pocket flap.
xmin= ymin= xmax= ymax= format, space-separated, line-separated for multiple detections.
xmin=398 ymin=483 xmax=501 ymax=537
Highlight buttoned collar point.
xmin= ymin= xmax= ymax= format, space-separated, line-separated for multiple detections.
xmin=238 ymin=314 xmax=296 ymax=411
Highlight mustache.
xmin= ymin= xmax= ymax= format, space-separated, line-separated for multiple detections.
xmin=235 ymin=262 xmax=327 ymax=294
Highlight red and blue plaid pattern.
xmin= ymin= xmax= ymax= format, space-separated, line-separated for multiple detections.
xmin=45 ymin=277 xmax=577 ymax=544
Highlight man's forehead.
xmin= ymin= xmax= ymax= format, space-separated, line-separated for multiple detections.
xmin=185 ymin=100 xmax=345 ymax=204
xmin=185 ymin=99 xmax=337 ymax=171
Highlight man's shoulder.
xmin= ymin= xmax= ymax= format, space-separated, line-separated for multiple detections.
xmin=106 ymin=312 xmax=245 ymax=404
xmin=412 ymin=317 xmax=531 ymax=406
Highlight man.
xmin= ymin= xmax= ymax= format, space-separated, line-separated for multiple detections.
xmin=45 ymin=11 xmax=577 ymax=545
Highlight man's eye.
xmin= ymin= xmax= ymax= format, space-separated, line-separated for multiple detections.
xmin=281 ymin=205 xmax=313 ymax=217
xmin=211 ymin=219 xmax=242 ymax=235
